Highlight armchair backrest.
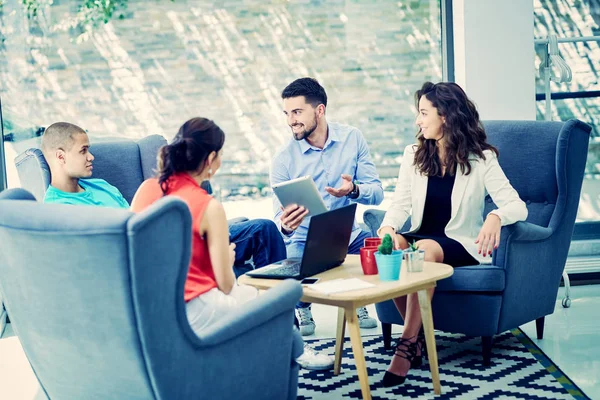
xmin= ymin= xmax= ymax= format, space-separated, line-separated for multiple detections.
xmin=14 ymin=135 xmax=167 ymax=203
xmin=0 ymin=193 xmax=192 ymax=399
xmin=483 ymin=120 xmax=591 ymax=230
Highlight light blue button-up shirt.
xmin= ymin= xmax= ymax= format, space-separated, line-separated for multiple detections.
xmin=270 ymin=122 xmax=384 ymax=258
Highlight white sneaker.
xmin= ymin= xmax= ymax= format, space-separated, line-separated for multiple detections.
xmin=296 ymin=306 xmax=316 ymax=336
xmin=357 ymin=307 xmax=377 ymax=329
xmin=296 ymin=344 xmax=334 ymax=370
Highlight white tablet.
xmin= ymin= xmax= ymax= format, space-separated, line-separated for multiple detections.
xmin=273 ymin=176 xmax=328 ymax=217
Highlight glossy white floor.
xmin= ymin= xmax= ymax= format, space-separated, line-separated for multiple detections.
xmin=1 ymin=285 xmax=598 ymax=399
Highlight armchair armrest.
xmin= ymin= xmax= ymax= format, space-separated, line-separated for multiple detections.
xmin=195 ymin=279 xmax=302 ymax=346
xmin=363 ymin=209 xmax=386 ymax=237
xmin=501 ymin=221 xmax=553 ymax=242
xmin=164 ymin=280 xmax=302 ymax=400
xmin=494 ymin=221 xmax=564 ymax=332
xmin=495 ymin=221 xmax=553 ymax=266
xmin=363 ymin=209 xmax=412 ymax=238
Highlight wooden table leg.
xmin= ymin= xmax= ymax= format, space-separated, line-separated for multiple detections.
xmin=346 ymin=307 xmax=371 ymax=400
xmin=418 ymin=289 xmax=441 ymax=395
xmin=334 ymin=307 xmax=346 ymax=375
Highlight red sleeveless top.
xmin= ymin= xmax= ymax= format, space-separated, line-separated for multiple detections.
xmin=131 ymin=173 xmax=217 ymax=301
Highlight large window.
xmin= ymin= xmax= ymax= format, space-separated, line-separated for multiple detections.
xmin=534 ymin=0 xmax=600 ymax=222
xmin=1 ymin=0 xmax=442 ymax=198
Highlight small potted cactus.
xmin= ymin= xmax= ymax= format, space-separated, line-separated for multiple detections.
xmin=374 ymin=234 xmax=403 ymax=281
xmin=402 ymin=240 xmax=419 ymax=257
xmin=378 ymin=234 xmax=394 ymax=255
xmin=408 ymin=240 xmax=419 ymax=252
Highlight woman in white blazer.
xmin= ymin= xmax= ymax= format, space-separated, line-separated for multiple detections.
xmin=378 ymin=82 xmax=528 ymax=387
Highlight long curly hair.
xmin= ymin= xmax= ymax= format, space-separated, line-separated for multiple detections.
xmin=413 ymin=82 xmax=498 ymax=177
xmin=157 ymin=117 xmax=225 ymax=195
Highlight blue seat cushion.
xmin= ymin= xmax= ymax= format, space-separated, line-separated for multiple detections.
xmin=436 ymin=264 xmax=505 ymax=292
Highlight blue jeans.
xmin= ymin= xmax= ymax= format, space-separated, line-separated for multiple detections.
xmin=229 ymin=219 xmax=287 ymax=278
xmin=296 ymin=230 xmax=371 ymax=309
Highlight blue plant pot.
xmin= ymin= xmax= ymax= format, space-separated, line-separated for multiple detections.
xmin=374 ymin=250 xmax=403 ymax=281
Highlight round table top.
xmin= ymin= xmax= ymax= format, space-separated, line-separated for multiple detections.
xmin=238 ymin=255 xmax=454 ymax=306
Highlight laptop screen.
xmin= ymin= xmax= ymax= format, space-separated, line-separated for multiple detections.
xmin=300 ymin=203 xmax=357 ymax=277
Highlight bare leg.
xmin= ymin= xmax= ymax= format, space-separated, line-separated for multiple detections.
xmin=387 ymin=240 xmax=443 ymax=378
xmin=393 ymin=296 xmax=407 ymax=320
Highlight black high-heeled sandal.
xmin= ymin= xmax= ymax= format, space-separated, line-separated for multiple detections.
xmin=412 ymin=328 xmax=427 ymax=368
xmin=382 ymin=337 xmax=418 ymax=388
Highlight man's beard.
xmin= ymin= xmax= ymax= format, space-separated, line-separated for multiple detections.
xmin=291 ymin=119 xmax=318 ymax=141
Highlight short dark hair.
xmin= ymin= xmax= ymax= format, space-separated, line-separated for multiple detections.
xmin=281 ymin=77 xmax=327 ymax=108
xmin=41 ymin=122 xmax=86 ymax=158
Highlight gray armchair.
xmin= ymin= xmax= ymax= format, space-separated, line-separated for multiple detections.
xmin=14 ymin=134 xmax=253 ymax=280
xmin=0 ymin=190 xmax=303 ymax=399
xmin=364 ymin=119 xmax=591 ymax=364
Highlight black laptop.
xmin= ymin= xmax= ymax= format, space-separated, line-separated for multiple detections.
xmin=246 ymin=203 xmax=357 ymax=280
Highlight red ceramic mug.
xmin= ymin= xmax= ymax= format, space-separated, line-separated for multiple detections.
xmin=364 ymin=237 xmax=382 ymax=247
xmin=360 ymin=246 xmax=379 ymax=275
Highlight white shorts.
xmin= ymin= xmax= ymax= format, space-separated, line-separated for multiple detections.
xmin=186 ymin=284 xmax=259 ymax=335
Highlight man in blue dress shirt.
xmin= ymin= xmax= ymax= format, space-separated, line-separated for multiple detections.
xmin=271 ymin=78 xmax=384 ymax=335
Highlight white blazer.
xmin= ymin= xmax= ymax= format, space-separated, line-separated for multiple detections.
xmin=379 ymin=144 xmax=528 ymax=264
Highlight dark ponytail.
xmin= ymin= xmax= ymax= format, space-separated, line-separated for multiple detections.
xmin=157 ymin=117 xmax=225 ymax=195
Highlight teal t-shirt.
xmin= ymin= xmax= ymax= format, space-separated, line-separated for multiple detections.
xmin=43 ymin=178 xmax=129 ymax=209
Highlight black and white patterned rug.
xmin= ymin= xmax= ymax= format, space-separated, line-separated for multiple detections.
xmin=298 ymin=329 xmax=589 ymax=399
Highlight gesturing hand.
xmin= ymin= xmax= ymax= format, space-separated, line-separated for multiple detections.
xmin=280 ymin=204 xmax=309 ymax=233
xmin=325 ymin=174 xmax=354 ymax=197
xmin=475 ymin=214 xmax=501 ymax=257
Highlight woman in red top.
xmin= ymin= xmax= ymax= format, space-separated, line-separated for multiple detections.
xmin=132 ymin=117 xmax=336 ymax=371
xmin=131 ymin=117 xmax=257 ymax=333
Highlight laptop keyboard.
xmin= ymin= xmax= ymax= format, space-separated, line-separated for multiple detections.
xmin=267 ymin=262 xmax=301 ymax=276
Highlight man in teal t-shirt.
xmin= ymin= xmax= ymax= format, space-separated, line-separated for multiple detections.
xmin=44 ymin=178 xmax=129 ymax=208
xmin=41 ymin=122 xmax=128 ymax=208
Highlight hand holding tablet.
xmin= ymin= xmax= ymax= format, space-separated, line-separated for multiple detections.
xmin=273 ymin=176 xmax=328 ymax=232
xmin=280 ymin=204 xmax=309 ymax=233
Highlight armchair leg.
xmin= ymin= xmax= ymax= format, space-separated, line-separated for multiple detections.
xmin=482 ymin=336 xmax=493 ymax=366
xmin=536 ymin=316 xmax=545 ymax=340
xmin=382 ymin=323 xmax=392 ymax=350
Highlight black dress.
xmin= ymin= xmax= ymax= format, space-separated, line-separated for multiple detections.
xmin=402 ymin=173 xmax=479 ymax=267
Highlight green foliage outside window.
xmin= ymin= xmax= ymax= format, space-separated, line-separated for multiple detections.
xmin=0 ymin=0 xmax=172 ymax=41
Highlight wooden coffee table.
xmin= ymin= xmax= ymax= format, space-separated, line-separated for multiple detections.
xmin=239 ymin=255 xmax=453 ymax=400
